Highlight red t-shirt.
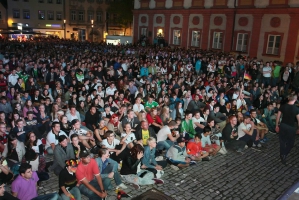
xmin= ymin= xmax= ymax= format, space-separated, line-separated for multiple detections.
xmin=76 ymin=158 xmax=100 ymax=185
xmin=187 ymin=141 xmax=203 ymax=155
xmin=146 ymin=113 xmax=162 ymax=125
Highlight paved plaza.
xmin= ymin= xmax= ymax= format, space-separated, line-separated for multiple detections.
xmin=31 ymin=133 xmax=299 ymax=200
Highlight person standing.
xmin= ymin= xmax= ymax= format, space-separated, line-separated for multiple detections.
xmin=275 ymin=94 xmax=299 ymax=165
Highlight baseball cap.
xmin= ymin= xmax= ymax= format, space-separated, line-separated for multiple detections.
xmin=79 ymin=150 xmax=90 ymax=158
xmin=177 ymin=137 xmax=185 ymax=143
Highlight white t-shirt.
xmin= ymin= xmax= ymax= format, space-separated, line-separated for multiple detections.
xmin=192 ymin=117 xmax=205 ymax=129
xmin=237 ymin=122 xmax=251 ymax=139
xmin=121 ymin=132 xmax=136 ymax=144
xmin=106 ymin=87 xmax=117 ymax=96
xmin=31 ymin=139 xmax=42 ymax=154
xmin=263 ymin=66 xmax=272 ymax=77
xmin=133 ymin=104 xmax=145 ymax=113
xmin=157 ymin=126 xmax=171 ymax=142
xmin=236 ymin=99 xmax=246 ymax=109
xmin=69 ymin=128 xmax=88 ymax=139
xmin=102 ymin=138 xmax=120 ymax=150
xmin=45 ymin=130 xmax=68 ymax=149
xmin=201 ymin=133 xmax=211 ymax=147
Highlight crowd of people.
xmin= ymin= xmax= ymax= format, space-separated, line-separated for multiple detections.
xmin=0 ymin=37 xmax=298 ymax=200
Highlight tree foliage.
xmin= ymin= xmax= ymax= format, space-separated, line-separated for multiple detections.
xmin=107 ymin=0 xmax=134 ymax=35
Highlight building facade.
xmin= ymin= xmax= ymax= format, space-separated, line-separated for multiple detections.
xmin=133 ymin=0 xmax=299 ymax=64
xmin=62 ymin=0 xmax=132 ymax=41
xmin=7 ymin=0 xmax=64 ymax=37
xmin=0 ymin=2 xmax=7 ymax=31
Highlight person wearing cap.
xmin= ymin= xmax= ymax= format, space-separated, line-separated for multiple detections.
xmin=51 ymin=135 xmax=75 ymax=176
xmin=45 ymin=121 xmax=68 ymax=154
xmin=69 ymin=119 xmax=96 ymax=150
xmin=76 ymin=150 xmax=107 ymax=199
xmin=58 ymin=159 xmax=81 ymax=200
xmin=144 ymin=95 xmax=158 ymax=113
xmin=0 ymin=178 xmax=19 ymax=200
xmin=156 ymin=120 xmax=180 ymax=153
xmin=166 ymin=137 xmax=191 ymax=170
xmin=11 ymin=163 xmax=59 ymax=200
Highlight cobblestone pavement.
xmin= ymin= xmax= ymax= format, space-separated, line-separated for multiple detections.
xmin=28 ymin=133 xmax=299 ymax=199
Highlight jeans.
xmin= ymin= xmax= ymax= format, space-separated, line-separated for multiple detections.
xmin=239 ymin=130 xmax=258 ymax=148
xmin=78 ymin=179 xmax=105 ymax=200
xmin=102 ymin=162 xmax=122 ymax=189
xmin=263 ymin=77 xmax=271 ymax=87
xmin=261 ymin=117 xmax=275 ymax=132
xmin=59 ymin=187 xmax=81 ymax=200
xmin=272 ymin=77 xmax=279 ymax=86
xmin=145 ymin=160 xmax=167 ymax=175
xmin=157 ymin=140 xmax=173 ymax=151
xmin=32 ymin=193 xmax=59 ymax=200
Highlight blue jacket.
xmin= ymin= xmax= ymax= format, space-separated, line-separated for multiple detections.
xmin=95 ymin=157 xmax=118 ymax=178
xmin=142 ymin=146 xmax=157 ymax=169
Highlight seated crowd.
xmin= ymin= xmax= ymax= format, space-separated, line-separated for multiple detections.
xmin=0 ymin=37 xmax=295 ymax=200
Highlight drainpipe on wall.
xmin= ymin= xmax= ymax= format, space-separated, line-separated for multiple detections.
xmin=231 ymin=0 xmax=237 ymax=51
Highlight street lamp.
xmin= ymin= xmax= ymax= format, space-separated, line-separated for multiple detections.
xmin=91 ymin=19 xmax=94 ymax=42
xmin=63 ymin=19 xmax=66 ymax=39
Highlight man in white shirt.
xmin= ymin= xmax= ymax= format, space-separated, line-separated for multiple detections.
xmin=106 ymin=82 xmax=117 ymax=96
xmin=133 ymin=96 xmax=145 ymax=115
xmin=263 ymin=62 xmax=272 ymax=87
xmin=237 ymin=116 xmax=261 ymax=149
xmin=69 ymin=119 xmax=96 ymax=149
xmin=8 ymin=69 xmax=19 ymax=87
xmin=236 ymin=94 xmax=247 ymax=111
xmin=156 ymin=121 xmax=180 ymax=152
xmin=45 ymin=122 xmax=68 ymax=154
xmin=192 ymin=111 xmax=205 ymax=134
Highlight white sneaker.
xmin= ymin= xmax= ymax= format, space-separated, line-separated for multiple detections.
xmin=218 ymin=148 xmax=227 ymax=155
xmin=170 ymin=164 xmax=179 ymax=171
xmin=222 ymin=146 xmax=228 ymax=153
xmin=245 ymin=145 xmax=248 ymax=149
xmin=257 ymin=143 xmax=262 ymax=148
xmin=117 ymin=183 xmax=128 ymax=189
xmin=155 ymin=156 xmax=164 ymax=161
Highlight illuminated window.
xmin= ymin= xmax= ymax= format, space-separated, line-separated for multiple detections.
xmin=212 ymin=32 xmax=223 ymax=49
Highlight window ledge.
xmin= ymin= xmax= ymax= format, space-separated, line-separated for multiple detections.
xmin=261 ymin=53 xmax=280 ymax=58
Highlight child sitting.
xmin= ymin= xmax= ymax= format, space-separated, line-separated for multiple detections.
xmin=187 ymin=133 xmax=210 ymax=161
xmin=201 ymin=126 xmax=221 ymax=156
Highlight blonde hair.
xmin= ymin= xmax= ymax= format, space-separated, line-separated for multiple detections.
xmin=147 ymin=137 xmax=156 ymax=145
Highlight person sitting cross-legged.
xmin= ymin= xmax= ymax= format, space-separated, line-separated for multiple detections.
xmin=76 ymin=150 xmax=107 ymax=200
xmin=166 ymin=137 xmax=192 ymax=170
xmin=237 ymin=115 xmax=262 ymax=150
xmin=96 ymin=148 xmax=127 ymax=191
xmin=187 ymin=133 xmax=210 ymax=161
xmin=142 ymin=137 xmax=167 ymax=178
xmin=120 ymin=144 xmax=163 ymax=190
xmin=201 ymin=126 xmax=221 ymax=156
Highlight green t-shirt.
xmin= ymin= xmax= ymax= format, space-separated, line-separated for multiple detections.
xmin=145 ymin=101 xmax=159 ymax=109
xmin=273 ymin=65 xmax=281 ymax=78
